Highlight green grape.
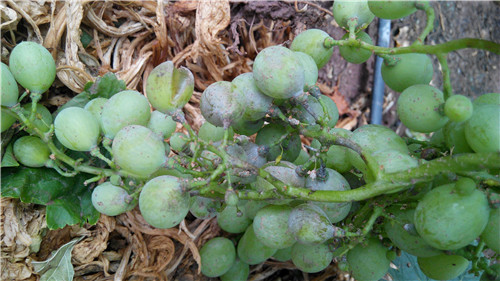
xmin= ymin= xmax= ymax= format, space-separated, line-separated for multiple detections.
xmin=369 ymin=149 xmax=418 ymax=175
xmin=294 ymin=95 xmax=339 ymax=128
xmin=200 ymin=237 xmax=236 ymax=278
xmin=9 ymin=41 xmax=56 ymax=94
xmin=231 ymin=117 xmax=264 ymax=136
xmin=350 ymin=124 xmax=409 ymax=154
xmin=54 ymin=107 xmax=99 ymax=151
xmin=465 ymin=104 xmax=500 ymax=153
xmin=217 ymin=205 xmax=252 ymax=234
xmin=339 ymin=31 xmax=373 ymax=64
xmin=22 ymin=103 xmax=53 ymax=133
xmin=232 ymin=72 xmax=273 ymax=121
xmin=253 ymin=46 xmax=305 ymax=99
xmin=1 ymin=108 xmax=17 ymax=132
xmin=443 ymin=121 xmax=473 ymax=153
xmin=198 ymin=122 xmax=226 ymax=142
xmin=241 ymin=200 xmax=268 ymax=220
xmin=13 ymin=136 xmax=50 ymax=167
xmin=147 ymin=110 xmax=177 ymax=139
xmin=288 ymin=203 xmax=333 ymax=245
xmin=414 ymin=183 xmax=490 ymax=250
xmin=444 ymin=95 xmax=474 ymax=122
xmin=417 ymin=254 xmax=469 ymax=280
xmin=480 ymin=264 xmax=500 ymax=281
xmin=397 ymin=84 xmax=448 ymax=133
xmin=481 ymin=208 xmax=500 ymax=253
xmin=293 ymin=51 xmax=318 ymax=90
xmin=200 ymin=81 xmax=243 ymax=127
xmin=84 ymin=98 xmax=108 ymax=133
xmin=473 ymin=93 xmax=500 ymax=106
xmin=145 ymin=61 xmax=194 ymax=114
xmin=1 ymin=62 xmax=19 ymax=106
xmin=291 ymin=242 xmax=333 ymax=273
xmin=273 ymin=246 xmax=293 ymax=262
xmin=189 ymin=196 xmax=220 ymax=219
xmin=112 ymin=125 xmax=167 ymax=177
xmin=253 ymin=163 xmax=305 ymax=192
xmin=306 ymin=168 xmax=351 ymax=223
xmin=139 ymin=175 xmax=190 ymax=229
xmin=293 ymin=149 xmax=310 ymax=166
xmin=255 ymin=123 xmax=301 ymax=162
xmin=326 ymin=145 xmax=352 ymax=173
xmin=101 ymin=90 xmax=151 ymax=139
xmin=220 ymin=259 xmax=250 ymax=281
xmin=169 ymin=132 xmax=189 ymax=153
xmin=237 ymin=224 xmax=277 ymax=265
xmin=381 ymin=53 xmax=434 ymax=92
xmin=347 ymin=238 xmax=390 ymax=281
xmin=384 ymin=209 xmax=442 ymax=257
xmin=240 ymin=142 xmax=267 ymax=168
xmin=253 ymin=205 xmax=296 ymax=249
xmin=290 ymin=29 xmax=333 ymax=69
xmin=91 ymin=182 xmax=136 ymax=216
xmin=368 ymin=0 xmax=417 ymax=19
xmin=332 ymin=0 xmax=375 ymax=30
xmin=429 ymin=128 xmax=445 ymax=147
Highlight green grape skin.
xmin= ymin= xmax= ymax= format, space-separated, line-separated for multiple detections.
xmin=1 ymin=108 xmax=17 ymax=132
xmin=417 ymin=254 xmax=469 ymax=280
xmin=288 ymin=203 xmax=333 ymax=245
xmin=253 ymin=205 xmax=296 ymax=249
xmin=368 ymin=0 xmax=417 ymax=20
xmin=369 ymin=149 xmax=418 ymax=175
xmin=241 ymin=200 xmax=268 ymax=220
xmin=13 ymin=136 xmax=50 ymax=167
xmin=444 ymin=95 xmax=474 ymax=122
xmin=293 ymin=51 xmax=318 ymax=90
xmin=381 ymin=53 xmax=434 ymax=92
xmin=255 ymin=123 xmax=301 ymax=162
xmin=414 ymin=183 xmax=490 ymax=250
xmin=293 ymin=149 xmax=310 ymax=166
xmin=84 ymin=98 xmax=108 ymax=134
xmin=232 ymin=72 xmax=273 ymax=121
xmin=217 ymin=205 xmax=252 ymax=234
xmin=339 ymin=31 xmax=373 ymax=64
xmin=198 ymin=121 xmax=231 ymax=142
xmin=290 ymin=29 xmax=334 ymax=69
xmin=91 ymin=182 xmax=136 ymax=216
xmin=100 ymin=90 xmax=151 ymax=139
xmin=332 ymin=0 xmax=375 ymax=30
xmin=305 ymin=168 xmax=352 ymax=223
xmin=253 ymin=163 xmax=305 ymax=192
xmin=384 ymin=209 xmax=442 ymax=257
xmin=429 ymin=128 xmax=445 ymax=147
xmin=273 ymin=246 xmax=293 ymax=262
xmin=139 ymin=175 xmax=190 ymax=229
xmin=231 ymin=117 xmax=264 ymax=136
xmin=346 ymin=238 xmax=390 ymax=281
xmin=22 ymin=103 xmax=53 ymax=133
xmin=240 ymin=142 xmax=267 ymax=168
xmin=1 ymin=62 xmax=19 ymax=106
xmin=54 ymin=107 xmax=99 ymax=151
xmin=350 ymin=124 xmax=409 ymax=154
xmin=397 ymin=84 xmax=448 ymax=133
xmin=147 ymin=110 xmax=177 ymax=139
xmin=465 ymin=104 xmax=500 ymax=153
xmin=473 ymin=93 xmax=500 ymax=106
xmin=189 ymin=196 xmax=220 ymax=220
xmin=220 ymin=259 xmax=250 ymax=281
xmin=200 ymin=237 xmax=236 ymax=278
xmin=145 ymin=61 xmax=194 ymax=114
xmin=326 ymin=145 xmax=352 ymax=173
xmin=253 ymin=46 xmax=305 ymax=99
xmin=480 ymin=264 xmax=500 ymax=281
xmin=8 ymin=41 xmax=56 ymax=94
xmin=200 ymin=81 xmax=243 ymax=127
xmin=291 ymin=242 xmax=334 ymax=273
xmin=112 ymin=125 xmax=167 ymax=178
xmin=169 ymin=132 xmax=189 ymax=153
xmin=481 ymin=208 xmax=500 ymax=253
xmin=295 ymin=95 xmax=339 ymax=128
xmin=443 ymin=121 xmax=473 ymax=153
xmin=237 ymin=224 xmax=277 ymax=265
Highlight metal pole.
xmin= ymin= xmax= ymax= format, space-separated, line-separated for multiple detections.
xmin=370 ymin=19 xmax=391 ymax=125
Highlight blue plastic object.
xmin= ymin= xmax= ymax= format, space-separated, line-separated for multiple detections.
xmin=370 ymin=19 xmax=391 ymax=125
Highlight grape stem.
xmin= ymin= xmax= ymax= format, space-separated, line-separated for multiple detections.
xmin=436 ymin=53 xmax=453 ymax=99
xmin=414 ymin=0 xmax=435 ymax=45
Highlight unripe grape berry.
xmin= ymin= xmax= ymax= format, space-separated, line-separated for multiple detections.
xmin=291 ymin=242 xmax=334 ymax=273
xmin=444 ymin=95 xmax=473 ymax=122
xmin=288 ymin=203 xmax=334 ymax=245
xmin=253 ymin=46 xmax=305 ymax=99
xmin=381 ymin=53 xmax=434 ymax=92
xmin=1 ymin=62 xmax=19 ymax=107
xmin=291 ymin=29 xmax=334 ymax=69
xmin=332 ymin=0 xmax=375 ymax=31
xmin=13 ymin=136 xmax=50 ymax=167
xmin=237 ymin=224 xmax=277 ymax=265
xmin=293 ymin=52 xmax=318 ymax=90
xmin=481 ymin=208 xmax=500 ymax=253
xmin=84 ymin=98 xmax=108 ymax=123
xmin=200 ymin=81 xmax=243 ymax=128
xmin=368 ymin=0 xmax=417 ymax=20
xmin=91 ymin=182 xmax=135 ymax=216
xmin=347 ymin=238 xmax=390 ymax=281
xmin=339 ymin=31 xmax=373 ymax=64
xmin=200 ymin=237 xmax=236 ymax=278
xmin=220 ymin=259 xmax=249 ymax=281
xmin=465 ymin=104 xmax=500 ymax=153
xmin=22 ymin=103 xmax=53 ymax=133
xmin=232 ymin=72 xmax=273 ymax=121
xmin=253 ymin=205 xmax=296 ymax=249
xmin=147 ymin=110 xmax=177 ymax=139
xmin=417 ymin=254 xmax=469 ymax=280
xmin=473 ymin=92 xmax=500 ymax=106
xmin=54 ymin=107 xmax=100 ymax=151
xmin=1 ymin=108 xmax=17 ymax=132
xmin=9 ymin=41 xmax=56 ymax=94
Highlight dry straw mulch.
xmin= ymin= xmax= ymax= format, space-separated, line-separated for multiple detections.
xmin=1 ymin=1 xmax=358 ymax=280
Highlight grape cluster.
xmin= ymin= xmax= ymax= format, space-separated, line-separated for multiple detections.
xmin=1 ymin=0 xmax=499 ymax=280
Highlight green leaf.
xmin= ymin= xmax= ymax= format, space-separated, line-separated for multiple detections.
xmin=1 ymin=143 xmax=19 ymax=167
xmin=1 ymin=167 xmax=100 ymax=229
xmin=32 ymin=236 xmax=84 ymax=281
